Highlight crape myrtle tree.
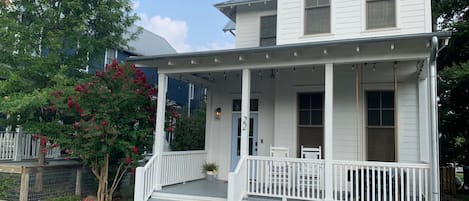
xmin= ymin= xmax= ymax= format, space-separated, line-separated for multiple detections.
xmin=50 ymin=61 xmax=157 ymax=201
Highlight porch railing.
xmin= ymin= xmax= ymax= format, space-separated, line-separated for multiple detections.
xmin=0 ymin=131 xmax=61 ymax=160
xmin=331 ymin=160 xmax=430 ymax=201
xmin=245 ymin=156 xmax=325 ymax=200
xmin=160 ymin=150 xmax=207 ymax=186
xmin=134 ymin=154 xmax=158 ymax=201
xmin=228 ymin=156 xmax=248 ymax=201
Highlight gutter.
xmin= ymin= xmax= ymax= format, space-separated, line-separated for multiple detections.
xmin=429 ymin=35 xmax=442 ymax=201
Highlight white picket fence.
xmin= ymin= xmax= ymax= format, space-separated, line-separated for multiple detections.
xmin=134 ymin=150 xmax=207 ymax=201
xmin=0 ymin=131 xmax=61 ymax=160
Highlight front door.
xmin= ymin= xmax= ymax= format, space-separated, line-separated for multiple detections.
xmin=230 ymin=113 xmax=258 ymax=171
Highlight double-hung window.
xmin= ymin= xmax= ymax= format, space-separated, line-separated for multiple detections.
xmin=366 ymin=0 xmax=396 ymax=29
xmin=260 ymin=15 xmax=277 ymax=47
xmin=104 ymin=48 xmax=117 ymax=68
xmin=304 ymin=0 xmax=331 ymax=35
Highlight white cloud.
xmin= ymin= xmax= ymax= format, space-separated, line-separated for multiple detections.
xmin=132 ymin=1 xmax=140 ymax=10
xmin=137 ymin=14 xmax=191 ymax=52
xmin=197 ymin=42 xmax=235 ymax=51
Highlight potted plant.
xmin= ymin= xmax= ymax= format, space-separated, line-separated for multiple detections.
xmin=202 ymin=162 xmax=218 ymax=181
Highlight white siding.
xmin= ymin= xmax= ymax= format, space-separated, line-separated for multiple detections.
xmin=276 ymin=0 xmax=431 ymax=45
xmin=235 ymin=4 xmax=276 ymax=48
xmin=397 ymin=75 xmax=420 ymax=162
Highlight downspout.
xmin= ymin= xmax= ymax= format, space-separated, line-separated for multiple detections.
xmin=429 ymin=36 xmax=440 ymax=201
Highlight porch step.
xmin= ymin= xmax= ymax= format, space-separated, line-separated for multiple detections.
xmin=151 ymin=192 xmax=226 ymax=201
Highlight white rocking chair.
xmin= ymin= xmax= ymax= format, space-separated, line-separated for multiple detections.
xmin=299 ymin=146 xmax=323 ymax=196
xmin=269 ymin=145 xmax=290 ymax=193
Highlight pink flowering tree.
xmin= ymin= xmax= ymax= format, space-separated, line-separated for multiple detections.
xmin=50 ymin=60 xmax=157 ymax=201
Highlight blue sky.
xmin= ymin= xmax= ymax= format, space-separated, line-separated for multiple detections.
xmin=133 ymin=0 xmax=235 ymax=52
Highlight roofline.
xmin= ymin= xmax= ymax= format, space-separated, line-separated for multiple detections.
xmin=214 ymin=0 xmax=272 ymax=8
xmin=127 ymin=32 xmax=452 ymax=62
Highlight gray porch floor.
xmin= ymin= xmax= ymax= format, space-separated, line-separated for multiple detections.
xmin=156 ymin=179 xmax=228 ymax=198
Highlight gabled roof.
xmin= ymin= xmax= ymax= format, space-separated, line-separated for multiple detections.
xmin=124 ymin=25 xmax=176 ymax=56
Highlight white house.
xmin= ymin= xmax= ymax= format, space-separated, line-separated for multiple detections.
xmin=130 ymin=0 xmax=451 ymax=201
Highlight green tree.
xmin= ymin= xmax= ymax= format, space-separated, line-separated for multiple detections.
xmin=50 ymin=61 xmax=156 ymax=201
xmin=170 ymin=105 xmax=206 ymax=151
xmin=432 ymin=0 xmax=469 ymax=165
xmin=0 ymin=0 xmax=139 ymax=130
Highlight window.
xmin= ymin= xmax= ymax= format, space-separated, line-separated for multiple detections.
xmin=298 ymin=93 xmax=323 ymax=126
xmin=366 ymin=91 xmax=395 ymax=162
xmin=366 ymin=0 xmax=396 ymax=29
xmin=232 ymin=99 xmax=259 ymax=112
xmin=304 ymin=0 xmax=330 ymax=35
xmin=298 ymin=93 xmax=324 ymax=157
xmin=104 ymin=48 xmax=117 ymax=68
xmin=367 ymin=91 xmax=394 ymax=126
xmin=260 ymin=15 xmax=277 ymax=46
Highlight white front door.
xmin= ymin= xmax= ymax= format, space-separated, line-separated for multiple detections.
xmin=230 ymin=113 xmax=258 ymax=171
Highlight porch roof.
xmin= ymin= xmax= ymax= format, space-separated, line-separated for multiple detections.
xmin=127 ymin=32 xmax=451 ymax=73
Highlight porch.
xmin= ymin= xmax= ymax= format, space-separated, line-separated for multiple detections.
xmin=130 ymin=33 xmax=446 ymax=201
xmin=137 ymin=150 xmax=430 ymax=201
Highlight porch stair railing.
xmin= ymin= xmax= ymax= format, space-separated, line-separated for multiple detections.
xmin=134 ymin=150 xmax=207 ymax=201
xmin=228 ymin=156 xmax=248 ymax=201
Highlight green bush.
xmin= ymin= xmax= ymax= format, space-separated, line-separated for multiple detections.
xmin=0 ymin=174 xmax=15 ymax=198
xmin=170 ymin=106 xmax=206 ymax=151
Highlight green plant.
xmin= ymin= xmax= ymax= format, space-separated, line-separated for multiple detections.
xmin=0 ymin=174 xmax=15 ymax=198
xmin=47 ymin=195 xmax=81 ymax=201
xmin=169 ymin=105 xmax=206 ymax=151
xmin=202 ymin=162 xmax=218 ymax=174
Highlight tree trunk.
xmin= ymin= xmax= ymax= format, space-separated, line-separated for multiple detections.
xmin=97 ymin=154 xmax=110 ymax=201
xmin=34 ymin=143 xmax=45 ymax=192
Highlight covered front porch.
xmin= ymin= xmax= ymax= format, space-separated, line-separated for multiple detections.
xmin=131 ymin=33 xmax=446 ymax=201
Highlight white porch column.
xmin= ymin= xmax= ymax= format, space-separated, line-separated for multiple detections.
xmin=240 ymin=69 xmax=251 ymax=158
xmin=154 ymin=73 xmax=168 ymax=190
xmin=324 ymin=63 xmax=334 ymax=200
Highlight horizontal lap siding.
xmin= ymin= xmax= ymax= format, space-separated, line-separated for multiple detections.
xmin=333 ymin=67 xmax=359 ymax=160
xmin=398 ymin=80 xmax=419 ymax=163
xmin=276 ymin=0 xmax=429 ymax=45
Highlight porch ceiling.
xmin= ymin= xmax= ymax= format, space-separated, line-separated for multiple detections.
xmin=128 ymin=32 xmax=450 ymax=74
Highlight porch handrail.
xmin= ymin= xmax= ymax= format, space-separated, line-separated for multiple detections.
xmin=245 ymin=156 xmax=325 ymax=200
xmin=331 ymin=160 xmax=430 ymax=201
xmin=160 ymin=150 xmax=207 ymax=186
xmin=228 ymin=156 xmax=248 ymax=201
xmin=134 ymin=154 xmax=158 ymax=201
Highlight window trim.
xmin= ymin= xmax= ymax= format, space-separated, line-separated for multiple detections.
xmin=259 ymin=15 xmax=277 ymax=47
xmin=302 ymin=0 xmax=332 ymax=36
xmin=104 ymin=48 xmax=118 ymax=70
xmin=364 ymin=0 xmax=398 ymax=31
xmin=365 ymin=89 xmax=397 ymax=162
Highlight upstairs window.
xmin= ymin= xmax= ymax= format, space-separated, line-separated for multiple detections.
xmin=260 ymin=15 xmax=277 ymax=47
xmin=105 ymin=48 xmax=117 ymax=68
xmin=304 ymin=0 xmax=331 ymax=35
xmin=366 ymin=0 xmax=396 ymax=29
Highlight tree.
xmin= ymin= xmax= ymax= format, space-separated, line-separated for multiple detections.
xmin=0 ymin=0 xmax=139 ymax=130
xmin=432 ymin=0 xmax=469 ymax=165
xmin=50 ymin=61 xmax=156 ymax=201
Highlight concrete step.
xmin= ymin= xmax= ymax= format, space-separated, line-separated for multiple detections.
xmin=151 ymin=191 xmax=226 ymax=201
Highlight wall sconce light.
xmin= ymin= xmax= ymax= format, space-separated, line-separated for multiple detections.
xmin=215 ymin=108 xmax=222 ymax=119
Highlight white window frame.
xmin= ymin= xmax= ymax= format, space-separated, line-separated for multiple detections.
xmin=362 ymin=0 xmax=399 ymax=31
xmin=301 ymin=0 xmax=333 ymax=36
xmin=104 ymin=48 xmax=118 ymax=70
